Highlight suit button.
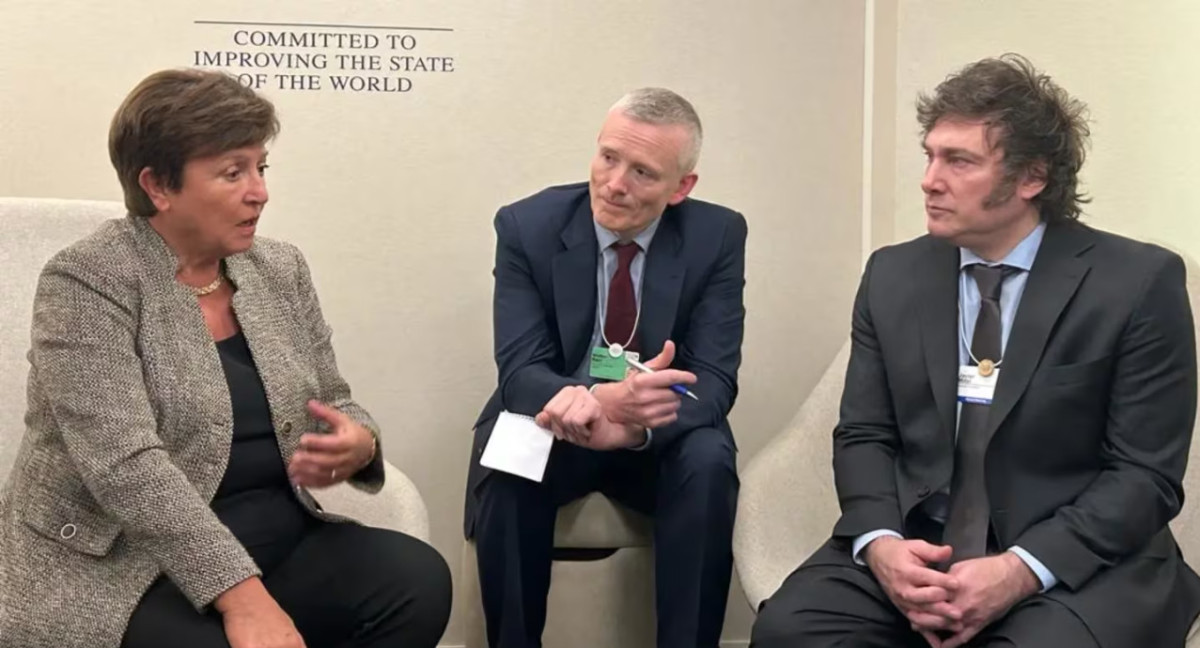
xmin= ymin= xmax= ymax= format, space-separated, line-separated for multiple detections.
xmin=60 ymin=523 xmax=78 ymax=540
xmin=282 ymin=421 xmax=293 ymax=434
xmin=917 ymin=485 xmax=931 ymax=497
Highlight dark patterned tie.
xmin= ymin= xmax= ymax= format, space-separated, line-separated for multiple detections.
xmin=943 ymin=263 xmax=1013 ymax=562
xmin=604 ymin=242 xmax=640 ymax=353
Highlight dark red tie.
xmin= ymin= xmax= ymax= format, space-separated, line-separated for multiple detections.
xmin=604 ymin=242 xmax=640 ymax=353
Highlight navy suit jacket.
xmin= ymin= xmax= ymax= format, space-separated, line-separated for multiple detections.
xmin=463 ymin=182 xmax=747 ymax=537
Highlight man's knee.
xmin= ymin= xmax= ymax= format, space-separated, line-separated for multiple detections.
xmin=749 ymin=595 xmax=802 ymax=645
xmin=752 ymin=567 xmax=831 ymax=641
xmin=979 ymin=597 xmax=1099 ymax=648
xmin=750 ymin=600 xmax=843 ymax=648
xmin=476 ymin=471 xmax=549 ymax=517
xmin=750 ymin=561 xmax=911 ymax=648
xmin=472 ymin=472 xmax=560 ymax=554
xmin=663 ymin=426 xmax=737 ymax=484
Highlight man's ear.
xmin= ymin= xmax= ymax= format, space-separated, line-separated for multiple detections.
xmin=1017 ymin=161 xmax=1048 ymax=201
xmin=137 ymin=167 xmax=173 ymax=213
xmin=667 ymin=173 xmax=699 ymax=206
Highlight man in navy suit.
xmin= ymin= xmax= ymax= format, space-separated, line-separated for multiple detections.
xmin=464 ymin=88 xmax=747 ymax=648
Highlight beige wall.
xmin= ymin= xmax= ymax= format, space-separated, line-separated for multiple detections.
xmin=17 ymin=1 xmax=1195 ymax=644
xmin=885 ymin=0 xmax=1200 ymax=267
xmin=0 ymin=0 xmax=869 ymax=644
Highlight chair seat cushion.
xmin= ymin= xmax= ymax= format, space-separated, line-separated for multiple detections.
xmin=554 ymin=492 xmax=652 ymax=549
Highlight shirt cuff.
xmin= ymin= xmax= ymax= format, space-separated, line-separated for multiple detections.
xmin=852 ymin=529 xmax=904 ymax=566
xmin=1008 ymin=546 xmax=1058 ymax=592
xmin=628 ymin=428 xmax=653 ymax=451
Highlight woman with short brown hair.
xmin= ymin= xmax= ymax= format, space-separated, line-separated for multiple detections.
xmin=0 ymin=68 xmax=451 ymax=648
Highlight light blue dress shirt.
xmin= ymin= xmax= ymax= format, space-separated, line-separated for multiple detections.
xmin=571 ymin=218 xmax=661 ymax=449
xmin=853 ymin=223 xmax=1058 ymax=592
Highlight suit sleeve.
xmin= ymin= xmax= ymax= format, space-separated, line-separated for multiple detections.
xmin=650 ymin=212 xmax=747 ymax=449
xmin=1013 ymin=253 xmax=1197 ymax=590
xmin=831 ymin=252 xmax=906 ymax=539
xmin=292 ymin=247 xmax=384 ymax=492
xmin=32 ymin=256 xmax=260 ymax=610
xmin=492 ymin=207 xmax=583 ymax=416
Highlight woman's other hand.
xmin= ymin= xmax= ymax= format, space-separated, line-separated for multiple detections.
xmin=287 ymin=400 xmax=377 ymax=488
xmin=216 ymin=578 xmax=306 ymax=648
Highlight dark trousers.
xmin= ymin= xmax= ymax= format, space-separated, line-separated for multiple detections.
xmin=473 ymin=425 xmax=739 ymax=648
xmin=749 ymin=540 xmax=1097 ymax=648
xmin=121 ymin=521 xmax=452 ymax=648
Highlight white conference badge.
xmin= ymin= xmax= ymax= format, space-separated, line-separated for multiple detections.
xmin=958 ymin=365 xmax=999 ymax=405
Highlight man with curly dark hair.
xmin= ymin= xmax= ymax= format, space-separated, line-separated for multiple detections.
xmin=751 ymin=54 xmax=1199 ymax=648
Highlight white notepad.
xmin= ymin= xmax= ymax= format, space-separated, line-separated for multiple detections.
xmin=479 ymin=411 xmax=555 ymax=482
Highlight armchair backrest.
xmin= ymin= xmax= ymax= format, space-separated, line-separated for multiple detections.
xmin=0 ymin=197 xmax=122 ymax=482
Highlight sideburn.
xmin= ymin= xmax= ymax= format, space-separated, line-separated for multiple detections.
xmin=981 ymin=172 xmax=1019 ymax=210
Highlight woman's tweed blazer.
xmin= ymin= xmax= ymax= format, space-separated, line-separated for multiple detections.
xmin=0 ymin=215 xmax=385 ymax=647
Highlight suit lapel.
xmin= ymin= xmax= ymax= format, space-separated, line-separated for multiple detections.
xmin=639 ymin=213 xmax=685 ymax=357
xmin=552 ymin=201 xmax=599 ymax=372
xmin=985 ymin=222 xmax=1094 ymax=441
xmin=919 ymin=239 xmax=962 ymax=444
xmin=129 ymin=216 xmax=233 ymax=435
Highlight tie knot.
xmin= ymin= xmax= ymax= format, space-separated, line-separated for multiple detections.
xmin=968 ymin=263 xmax=1014 ymax=302
xmin=612 ymin=241 xmax=640 ymax=267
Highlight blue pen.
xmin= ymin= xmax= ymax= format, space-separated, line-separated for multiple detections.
xmin=625 ymin=355 xmax=700 ymax=401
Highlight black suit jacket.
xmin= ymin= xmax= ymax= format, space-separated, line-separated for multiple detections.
xmin=463 ymin=182 xmax=747 ymax=537
xmin=829 ymin=220 xmax=1200 ymax=645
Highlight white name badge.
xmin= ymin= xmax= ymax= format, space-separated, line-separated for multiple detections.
xmin=958 ymin=365 xmax=999 ymax=405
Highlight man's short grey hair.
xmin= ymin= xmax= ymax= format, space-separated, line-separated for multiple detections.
xmin=611 ymin=87 xmax=703 ymax=174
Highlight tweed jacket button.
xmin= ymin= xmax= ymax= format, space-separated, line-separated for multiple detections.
xmin=282 ymin=421 xmax=293 ymax=434
xmin=60 ymin=523 xmax=78 ymax=540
